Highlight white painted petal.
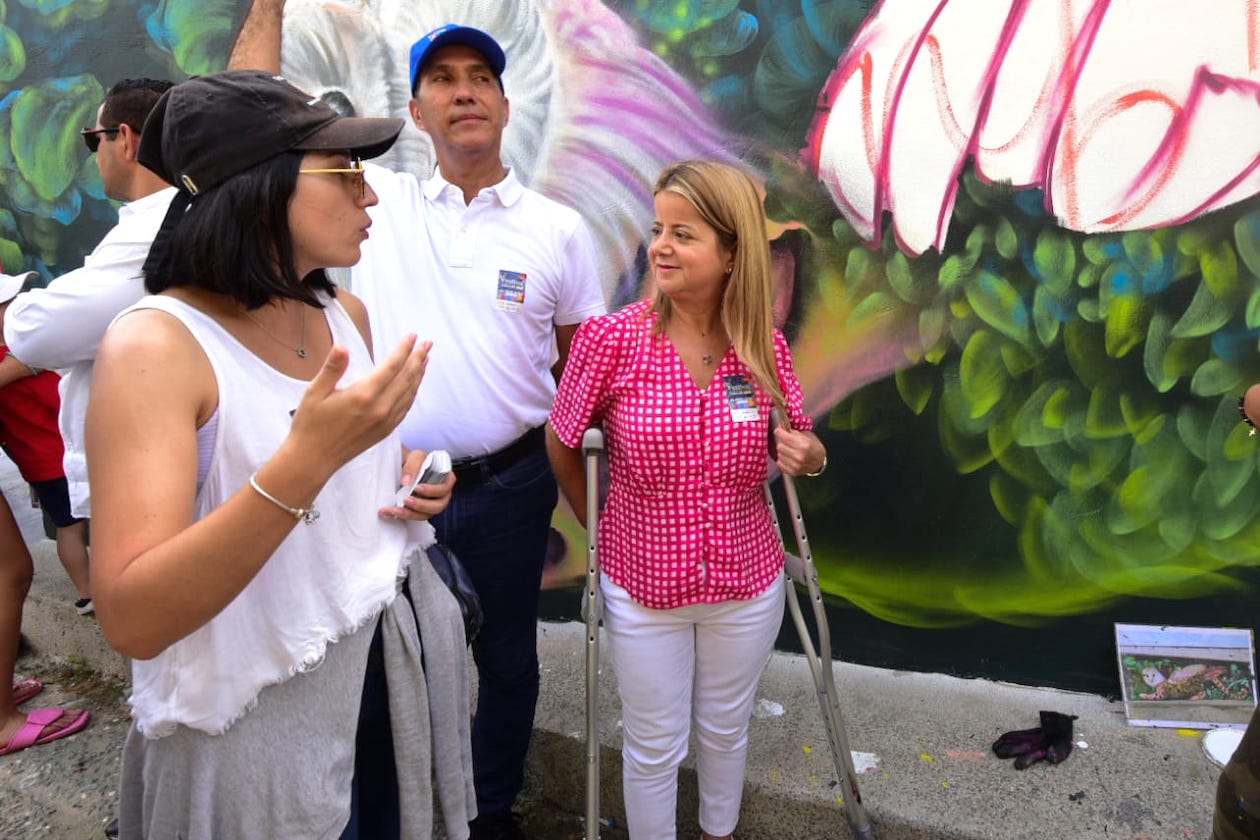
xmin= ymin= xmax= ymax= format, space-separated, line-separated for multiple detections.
xmin=1102 ymin=70 xmax=1260 ymax=231
xmin=974 ymin=1 xmax=1098 ymax=189
xmin=811 ymin=5 xmax=947 ymax=247
xmin=1047 ymin=0 xmax=1260 ymax=229
xmin=885 ymin=0 xmax=1013 ymax=254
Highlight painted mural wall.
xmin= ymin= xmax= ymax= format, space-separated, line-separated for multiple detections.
xmin=2 ymin=0 xmax=1258 ymax=694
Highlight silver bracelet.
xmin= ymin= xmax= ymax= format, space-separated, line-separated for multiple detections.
xmin=248 ymin=473 xmax=319 ymax=524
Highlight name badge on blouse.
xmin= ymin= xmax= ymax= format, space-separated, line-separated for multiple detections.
xmin=494 ymin=270 xmax=527 ymax=312
xmin=724 ymin=374 xmax=759 ymax=422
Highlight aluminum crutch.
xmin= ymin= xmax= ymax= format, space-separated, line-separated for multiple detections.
xmin=765 ymin=462 xmax=874 ymax=839
xmin=582 ymin=427 xmax=605 ymax=840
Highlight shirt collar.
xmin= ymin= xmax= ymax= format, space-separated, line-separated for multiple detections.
xmin=119 ymin=185 xmax=179 ymax=219
xmin=423 ymin=165 xmax=522 ymax=207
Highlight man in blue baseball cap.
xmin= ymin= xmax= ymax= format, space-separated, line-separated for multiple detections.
xmin=409 ymin=23 xmax=506 ymax=91
xmin=230 ymin=6 xmax=606 ymax=840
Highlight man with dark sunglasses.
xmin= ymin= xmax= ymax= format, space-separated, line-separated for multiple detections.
xmin=4 ymin=78 xmax=175 ymax=553
xmin=80 ymin=126 xmax=119 ymax=153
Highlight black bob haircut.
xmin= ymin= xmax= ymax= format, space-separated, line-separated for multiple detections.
xmin=143 ymin=151 xmax=335 ymax=310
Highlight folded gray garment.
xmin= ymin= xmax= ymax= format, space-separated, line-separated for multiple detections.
xmin=383 ymin=547 xmax=477 ymax=839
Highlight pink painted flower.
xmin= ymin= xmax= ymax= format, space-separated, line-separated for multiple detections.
xmin=806 ymin=0 xmax=1260 ymax=256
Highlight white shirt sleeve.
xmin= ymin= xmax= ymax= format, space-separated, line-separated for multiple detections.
xmin=553 ymin=217 xmax=607 ymax=325
xmin=3 ymin=189 xmax=175 ymax=369
xmin=4 ymin=237 xmax=149 ymax=369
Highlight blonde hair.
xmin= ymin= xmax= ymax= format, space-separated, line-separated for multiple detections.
xmin=650 ymin=160 xmax=786 ymax=421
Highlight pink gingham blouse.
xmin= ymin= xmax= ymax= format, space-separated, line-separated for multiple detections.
xmin=550 ymin=300 xmax=812 ymax=609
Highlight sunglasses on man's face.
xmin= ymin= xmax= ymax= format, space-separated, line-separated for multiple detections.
xmin=81 ymin=127 xmax=121 ymax=153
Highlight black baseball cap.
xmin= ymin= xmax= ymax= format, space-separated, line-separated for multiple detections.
xmin=409 ymin=25 xmax=506 ymax=94
xmin=139 ymin=70 xmax=404 ymax=196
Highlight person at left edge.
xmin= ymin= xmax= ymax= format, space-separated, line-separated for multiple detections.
xmin=4 ymin=78 xmax=176 ymax=615
xmin=86 ymin=70 xmax=474 ymax=839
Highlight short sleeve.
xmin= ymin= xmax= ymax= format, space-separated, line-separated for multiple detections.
xmin=774 ymin=330 xmax=812 ymax=432
xmin=549 ymin=314 xmax=620 ymax=448
xmin=553 ymin=218 xmax=606 ymax=324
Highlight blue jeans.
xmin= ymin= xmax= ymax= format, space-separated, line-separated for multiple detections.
xmin=432 ymin=445 xmax=557 ymax=817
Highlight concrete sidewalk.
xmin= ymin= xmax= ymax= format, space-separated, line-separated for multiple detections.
xmin=3 ymin=460 xmax=1226 ymax=839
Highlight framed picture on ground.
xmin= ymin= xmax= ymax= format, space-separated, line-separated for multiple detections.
xmin=1115 ymin=623 xmax=1257 ymax=729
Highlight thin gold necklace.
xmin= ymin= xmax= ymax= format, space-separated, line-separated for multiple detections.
xmin=242 ymin=304 xmax=308 ymax=358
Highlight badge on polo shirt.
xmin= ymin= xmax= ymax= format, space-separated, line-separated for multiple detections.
xmin=723 ymin=374 xmax=759 ymax=422
xmin=495 ymin=270 xmax=527 ymax=312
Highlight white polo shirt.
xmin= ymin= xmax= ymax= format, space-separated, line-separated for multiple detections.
xmin=352 ymin=164 xmax=605 ymax=458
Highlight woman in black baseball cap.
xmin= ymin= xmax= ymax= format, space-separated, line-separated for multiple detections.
xmin=87 ymin=70 xmax=475 ymax=838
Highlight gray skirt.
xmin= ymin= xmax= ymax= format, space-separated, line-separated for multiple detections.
xmin=118 ymin=550 xmax=475 ymax=839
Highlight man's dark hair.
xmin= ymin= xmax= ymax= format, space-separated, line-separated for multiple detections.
xmin=144 ymin=151 xmax=334 ymax=309
xmin=101 ymin=78 xmax=174 ymax=132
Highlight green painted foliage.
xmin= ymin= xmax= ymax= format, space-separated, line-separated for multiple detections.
xmin=632 ymin=0 xmax=741 ymax=35
xmin=959 ymin=330 xmax=1007 ymax=420
xmin=146 ymin=0 xmax=239 ymax=76
xmin=965 ymin=268 xmax=1030 ymax=345
xmin=0 ymin=24 xmax=24 ymax=81
xmin=825 ymin=153 xmax=1260 ymax=623
xmin=1234 ymin=212 xmax=1260 ymax=278
xmin=1033 ymin=228 xmax=1075 ymax=295
xmin=10 ymin=78 xmax=94 ymax=200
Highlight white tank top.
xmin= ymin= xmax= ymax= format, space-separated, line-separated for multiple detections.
xmin=121 ymin=292 xmax=427 ymax=737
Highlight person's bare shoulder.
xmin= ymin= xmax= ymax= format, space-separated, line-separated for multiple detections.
xmin=95 ymin=306 xmax=216 ymax=418
xmin=335 ymin=289 xmax=374 ymax=353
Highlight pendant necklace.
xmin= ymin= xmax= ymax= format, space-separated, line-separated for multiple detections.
xmin=243 ymin=304 xmax=308 ymax=358
xmin=702 ymin=353 xmax=714 ymax=366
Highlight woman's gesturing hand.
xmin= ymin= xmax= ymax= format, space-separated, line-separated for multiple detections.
xmin=288 ymin=334 xmax=431 ymax=475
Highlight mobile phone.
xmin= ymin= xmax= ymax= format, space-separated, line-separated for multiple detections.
xmin=394 ymin=450 xmax=452 ymax=507
xmin=418 ymin=450 xmax=452 ymax=485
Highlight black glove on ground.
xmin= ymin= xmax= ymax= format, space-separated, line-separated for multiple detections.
xmin=993 ymin=710 xmax=1078 ymax=769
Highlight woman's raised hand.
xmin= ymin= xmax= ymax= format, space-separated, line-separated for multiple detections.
xmin=287 ymin=334 xmax=431 ymax=476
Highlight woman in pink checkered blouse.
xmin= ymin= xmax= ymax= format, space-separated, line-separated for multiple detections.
xmin=547 ymin=160 xmax=827 ymax=840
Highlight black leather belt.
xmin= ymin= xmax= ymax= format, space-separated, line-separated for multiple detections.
xmin=451 ymin=425 xmax=546 ymax=486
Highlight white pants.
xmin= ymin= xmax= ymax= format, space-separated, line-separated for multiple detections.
xmin=602 ymin=574 xmax=784 ymax=839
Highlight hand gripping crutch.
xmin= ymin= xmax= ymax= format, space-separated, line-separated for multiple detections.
xmin=765 ymin=462 xmax=874 ymax=839
xmin=582 ymin=427 xmax=605 ymax=840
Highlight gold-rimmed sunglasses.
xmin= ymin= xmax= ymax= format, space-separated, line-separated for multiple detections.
xmin=298 ymin=159 xmax=368 ymax=199
xmin=80 ymin=127 xmax=121 ymax=153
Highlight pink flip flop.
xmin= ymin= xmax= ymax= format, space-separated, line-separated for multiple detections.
xmin=0 ymin=708 xmax=90 ymax=756
xmin=11 ymin=679 xmax=43 ymax=705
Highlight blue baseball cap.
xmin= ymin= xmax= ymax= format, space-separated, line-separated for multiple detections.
xmin=409 ymin=24 xmax=506 ymax=94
